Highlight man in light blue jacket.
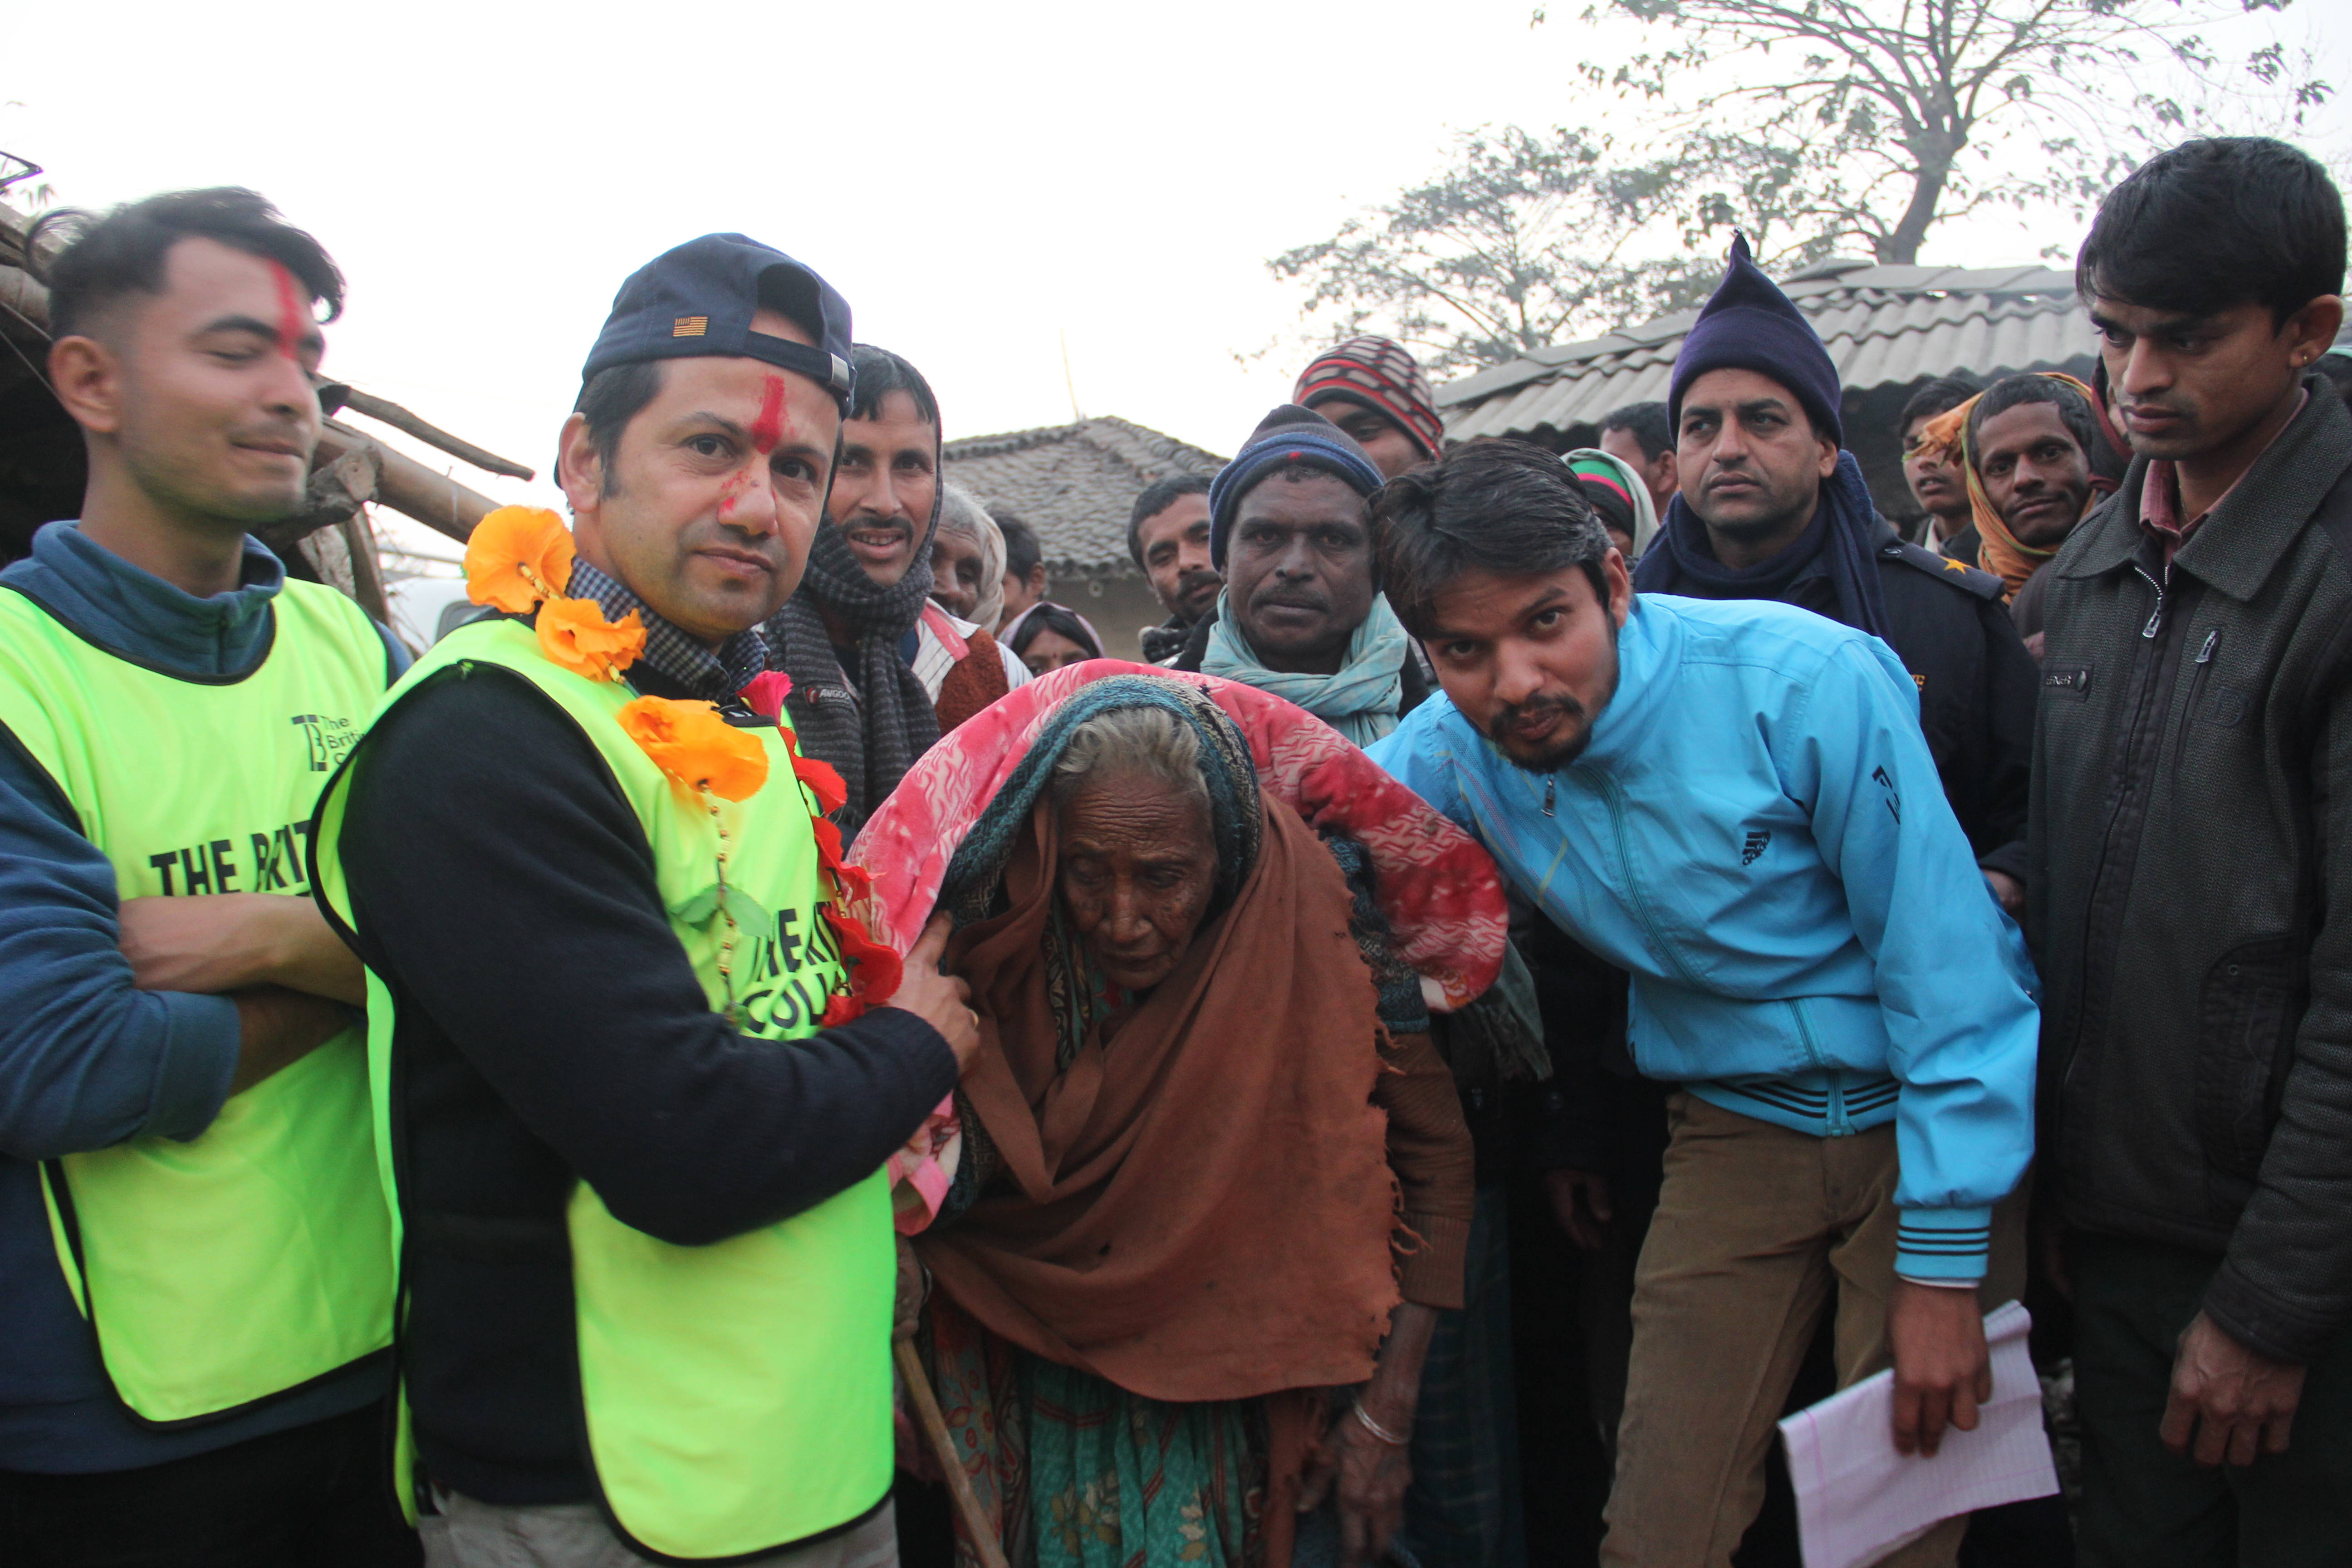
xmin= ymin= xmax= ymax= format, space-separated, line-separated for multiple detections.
xmin=1364 ymin=440 xmax=2037 ymax=1568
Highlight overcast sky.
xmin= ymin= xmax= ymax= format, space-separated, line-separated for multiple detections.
xmin=9 ymin=0 xmax=2346 ymax=564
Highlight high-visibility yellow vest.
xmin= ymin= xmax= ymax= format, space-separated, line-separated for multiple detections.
xmin=312 ymin=616 xmax=894 ymax=1562
xmin=0 ymin=576 xmax=397 ymax=1426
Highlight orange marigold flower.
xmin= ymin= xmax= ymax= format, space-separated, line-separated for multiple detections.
xmin=465 ymin=506 xmax=577 ymax=613
xmin=617 ymin=696 xmax=770 ymax=802
xmin=536 ymin=596 xmax=645 ymax=681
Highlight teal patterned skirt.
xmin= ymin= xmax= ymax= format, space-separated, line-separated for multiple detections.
xmin=926 ymin=1300 xmax=1267 ymax=1568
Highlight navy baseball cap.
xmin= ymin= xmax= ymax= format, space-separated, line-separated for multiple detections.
xmin=580 ymin=234 xmax=855 ymax=407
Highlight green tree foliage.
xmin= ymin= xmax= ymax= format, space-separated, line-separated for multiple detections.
xmin=1547 ymin=0 xmax=2333 ymax=265
xmin=1266 ymin=125 xmax=1821 ymax=379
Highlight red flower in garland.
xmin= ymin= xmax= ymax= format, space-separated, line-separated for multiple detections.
xmin=779 ymin=729 xmax=900 ymax=1021
xmin=739 ymin=671 xmax=794 ymax=719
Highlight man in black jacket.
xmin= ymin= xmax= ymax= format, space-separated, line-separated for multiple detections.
xmin=319 ymin=236 xmax=979 ymax=1567
xmin=1634 ymin=238 xmax=2038 ymax=914
xmin=2029 ymin=137 xmax=2352 ymax=1567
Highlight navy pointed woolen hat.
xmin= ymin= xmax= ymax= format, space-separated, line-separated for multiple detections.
xmin=1667 ymin=233 xmax=1843 ymax=446
xmin=581 ymin=234 xmax=855 ymax=408
xmin=1207 ymin=404 xmax=1387 ymax=569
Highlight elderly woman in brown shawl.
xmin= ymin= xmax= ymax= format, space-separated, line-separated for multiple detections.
xmin=879 ymin=673 xmax=1476 ymax=1568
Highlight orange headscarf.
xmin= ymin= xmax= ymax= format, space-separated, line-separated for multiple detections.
xmin=1919 ymin=372 xmax=2122 ymax=600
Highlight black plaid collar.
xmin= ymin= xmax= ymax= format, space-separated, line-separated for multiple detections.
xmin=564 ymin=558 xmax=769 ymax=701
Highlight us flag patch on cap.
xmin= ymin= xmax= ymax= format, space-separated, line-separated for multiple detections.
xmin=672 ymin=316 xmax=709 ymax=338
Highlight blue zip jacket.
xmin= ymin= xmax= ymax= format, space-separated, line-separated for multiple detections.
xmin=1367 ymin=593 xmax=2036 ymax=1279
xmin=0 ymin=521 xmax=404 ymax=1473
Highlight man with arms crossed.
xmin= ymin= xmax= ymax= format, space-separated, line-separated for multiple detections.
xmin=0 ymin=189 xmax=412 ymax=1566
xmin=1367 ymin=441 xmax=2036 ymax=1567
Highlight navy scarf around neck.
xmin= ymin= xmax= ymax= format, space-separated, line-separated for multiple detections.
xmin=1634 ymin=450 xmax=1891 ymax=641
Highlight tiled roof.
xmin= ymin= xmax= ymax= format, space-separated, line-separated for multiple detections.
xmin=1441 ymin=259 xmax=2097 ymax=441
xmin=943 ymin=416 xmax=1226 ymax=575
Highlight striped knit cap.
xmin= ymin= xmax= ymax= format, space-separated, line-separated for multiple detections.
xmin=1293 ymin=336 xmax=1445 ymax=461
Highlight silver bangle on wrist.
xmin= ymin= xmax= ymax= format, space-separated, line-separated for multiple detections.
xmin=1352 ymin=1401 xmax=1409 ymax=1447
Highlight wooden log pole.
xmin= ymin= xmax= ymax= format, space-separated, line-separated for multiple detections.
xmin=315 ymin=420 xmax=495 ymax=544
xmin=338 ymin=387 xmax=536 ymax=481
xmin=339 ymin=505 xmax=396 ymax=628
xmin=893 ymin=1338 xmax=1012 ymax=1568
xmin=0 ymin=264 xmax=50 ymax=334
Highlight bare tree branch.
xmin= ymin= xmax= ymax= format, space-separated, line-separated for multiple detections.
xmin=1574 ymin=0 xmax=2329 ymax=261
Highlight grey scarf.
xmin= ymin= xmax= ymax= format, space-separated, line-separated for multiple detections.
xmin=766 ymin=502 xmax=942 ymax=836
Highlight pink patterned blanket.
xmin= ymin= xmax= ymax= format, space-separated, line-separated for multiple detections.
xmin=844 ymin=661 xmax=1509 ymax=1232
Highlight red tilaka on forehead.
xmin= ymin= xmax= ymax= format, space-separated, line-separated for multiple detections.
xmin=718 ymin=376 xmax=793 ymax=517
xmin=750 ymin=374 xmax=787 ymax=454
xmin=269 ymin=260 xmax=307 ymax=363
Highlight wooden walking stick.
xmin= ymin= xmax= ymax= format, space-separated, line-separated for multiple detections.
xmin=896 ymin=1338 xmax=1014 ymax=1568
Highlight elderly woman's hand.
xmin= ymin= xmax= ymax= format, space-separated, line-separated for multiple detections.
xmin=1296 ymin=1303 xmax=1438 ymax=1568
xmin=886 ymin=914 xmax=981 ymax=1069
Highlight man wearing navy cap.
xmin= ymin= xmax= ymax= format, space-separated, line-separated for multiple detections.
xmin=1169 ymin=405 xmax=1431 ymax=742
xmin=1174 ymin=406 xmax=1537 ymax=1568
xmin=310 ymin=235 xmax=979 ymax=1567
xmin=1632 ymin=236 xmax=2038 ymax=918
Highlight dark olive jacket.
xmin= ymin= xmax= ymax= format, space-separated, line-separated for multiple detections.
xmin=2028 ymin=382 xmax=2352 ymax=1363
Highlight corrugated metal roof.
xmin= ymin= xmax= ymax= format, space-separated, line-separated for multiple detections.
xmin=942 ymin=416 xmax=1226 ymax=575
xmin=1441 ymin=259 xmax=2095 ymax=441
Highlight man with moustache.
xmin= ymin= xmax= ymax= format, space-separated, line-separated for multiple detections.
xmin=2030 ymin=137 xmax=2352 ymax=1566
xmin=0 ymin=189 xmax=414 ymax=1565
xmin=1633 ymin=239 xmax=2037 ymax=916
xmin=1176 ymin=405 xmax=1553 ymax=1568
xmin=310 ymin=235 xmax=980 ymax=1567
xmin=1170 ymin=406 xmax=1427 ymax=740
xmin=1128 ymin=474 xmax=1219 ymax=662
xmin=1367 ymin=440 xmax=2038 ymax=1568
xmin=1926 ymin=372 xmax=2128 ymax=650
xmin=765 ymin=346 xmax=1013 ymax=838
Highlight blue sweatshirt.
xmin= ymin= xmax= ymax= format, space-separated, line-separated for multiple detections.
xmin=0 ymin=521 xmax=405 ymax=1473
xmin=1367 ymin=593 xmax=2037 ymax=1280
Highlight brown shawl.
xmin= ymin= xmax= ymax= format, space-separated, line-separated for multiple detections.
xmin=935 ymin=626 xmax=1011 ymax=734
xmin=921 ymin=789 xmax=1402 ymax=1561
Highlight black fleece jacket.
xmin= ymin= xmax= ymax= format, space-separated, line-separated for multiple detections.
xmin=334 ymin=662 xmax=956 ymax=1504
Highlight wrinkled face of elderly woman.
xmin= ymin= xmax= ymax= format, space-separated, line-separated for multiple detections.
xmin=1056 ymin=765 xmax=1221 ymax=992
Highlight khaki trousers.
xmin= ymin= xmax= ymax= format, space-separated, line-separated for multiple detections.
xmin=1598 ymin=1094 xmax=2026 ymax=1568
xmin=422 ymin=1489 xmax=897 ymax=1568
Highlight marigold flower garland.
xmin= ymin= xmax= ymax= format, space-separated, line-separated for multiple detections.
xmin=464 ymin=506 xmax=897 ymax=1025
